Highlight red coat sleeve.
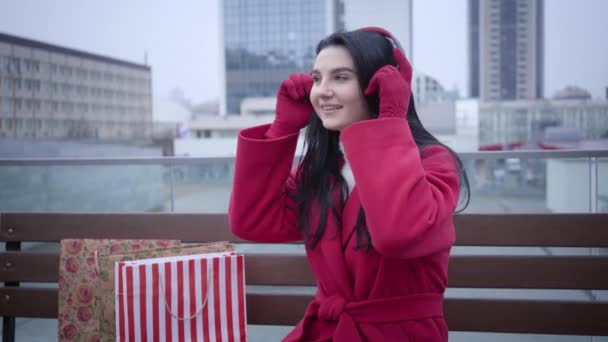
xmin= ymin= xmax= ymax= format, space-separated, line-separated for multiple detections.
xmin=228 ymin=124 xmax=303 ymax=242
xmin=340 ymin=118 xmax=460 ymax=258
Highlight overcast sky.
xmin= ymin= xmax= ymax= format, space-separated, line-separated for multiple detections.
xmin=1 ymin=0 xmax=607 ymax=103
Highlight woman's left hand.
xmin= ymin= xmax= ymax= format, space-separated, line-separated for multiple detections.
xmin=364 ymin=65 xmax=411 ymax=119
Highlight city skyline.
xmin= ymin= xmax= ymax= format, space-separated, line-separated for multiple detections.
xmin=1 ymin=0 xmax=607 ymax=103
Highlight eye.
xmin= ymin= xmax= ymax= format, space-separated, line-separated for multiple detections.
xmin=312 ymin=75 xmax=321 ymax=83
xmin=335 ymin=74 xmax=349 ymax=81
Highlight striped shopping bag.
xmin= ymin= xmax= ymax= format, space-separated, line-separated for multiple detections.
xmin=115 ymin=252 xmax=247 ymax=342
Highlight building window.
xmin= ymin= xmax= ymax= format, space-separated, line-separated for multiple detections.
xmin=24 ymin=59 xmax=40 ymax=72
xmin=6 ymin=57 xmax=20 ymax=73
xmin=7 ymin=78 xmax=22 ymax=90
xmin=60 ymin=66 xmax=73 ymax=77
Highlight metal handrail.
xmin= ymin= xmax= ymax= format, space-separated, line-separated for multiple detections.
xmin=0 ymin=149 xmax=607 ymax=166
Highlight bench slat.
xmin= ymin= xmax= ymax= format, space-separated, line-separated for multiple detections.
xmin=0 ymin=213 xmax=244 ymax=243
xmin=2 ymin=252 xmax=608 ymax=290
xmin=448 ymin=255 xmax=608 ymax=289
xmin=3 ymin=213 xmax=608 ymax=247
xmin=444 ymin=298 xmax=608 ymax=336
xmin=1 ymin=288 xmax=607 ymax=335
xmin=454 ymin=214 xmax=608 ymax=247
xmin=0 ymin=252 xmax=316 ymax=286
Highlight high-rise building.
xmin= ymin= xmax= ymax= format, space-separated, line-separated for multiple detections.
xmin=220 ymin=0 xmax=343 ymax=115
xmin=342 ymin=0 xmax=413 ymax=63
xmin=0 ymin=33 xmax=153 ymax=141
xmin=469 ymin=0 xmax=544 ymax=101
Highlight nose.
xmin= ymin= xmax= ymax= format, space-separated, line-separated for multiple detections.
xmin=313 ymin=79 xmax=334 ymax=98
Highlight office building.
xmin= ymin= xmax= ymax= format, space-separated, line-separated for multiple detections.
xmin=0 ymin=33 xmax=153 ymax=141
xmin=220 ymin=0 xmax=343 ymax=115
xmin=469 ymin=0 xmax=544 ymax=100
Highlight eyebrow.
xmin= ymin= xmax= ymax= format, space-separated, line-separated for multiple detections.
xmin=311 ymin=67 xmax=356 ymax=75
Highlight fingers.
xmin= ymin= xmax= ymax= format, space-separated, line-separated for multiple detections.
xmin=299 ymin=74 xmax=314 ymax=96
xmin=393 ymin=48 xmax=412 ymax=84
xmin=365 ymin=65 xmax=405 ymax=96
xmin=283 ymin=78 xmax=300 ymax=100
xmin=284 ymin=73 xmax=313 ymax=100
xmin=364 ymin=74 xmax=379 ymax=96
xmin=292 ymin=73 xmax=313 ymax=97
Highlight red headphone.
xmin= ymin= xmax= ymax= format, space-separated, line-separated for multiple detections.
xmin=357 ymin=27 xmax=412 ymax=85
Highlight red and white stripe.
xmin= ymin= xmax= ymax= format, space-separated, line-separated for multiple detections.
xmin=115 ymin=254 xmax=246 ymax=342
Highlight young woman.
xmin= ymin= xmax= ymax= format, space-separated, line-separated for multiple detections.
xmin=229 ymin=27 xmax=470 ymax=342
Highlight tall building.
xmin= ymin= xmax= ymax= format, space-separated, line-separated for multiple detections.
xmin=469 ymin=0 xmax=544 ymax=101
xmin=220 ymin=0 xmax=343 ymax=115
xmin=342 ymin=0 xmax=413 ymax=63
xmin=0 ymin=33 xmax=153 ymax=141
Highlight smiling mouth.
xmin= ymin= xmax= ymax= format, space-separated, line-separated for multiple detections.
xmin=320 ymin=105 xmax=343 ymax=113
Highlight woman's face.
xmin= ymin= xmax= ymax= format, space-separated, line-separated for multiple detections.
xmin=310 ymin=46 xmax=371 ymax=131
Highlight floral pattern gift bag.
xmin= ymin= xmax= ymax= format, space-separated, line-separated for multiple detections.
xmin=58 ymin=239 xmax=180 ymax=341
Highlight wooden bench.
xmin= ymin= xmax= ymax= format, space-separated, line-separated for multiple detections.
xmin=1 ymin=212 xmax=607 ymax=341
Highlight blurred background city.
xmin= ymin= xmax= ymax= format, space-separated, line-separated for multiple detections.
xmin=1 ymin=0 xmax=607 ymax=341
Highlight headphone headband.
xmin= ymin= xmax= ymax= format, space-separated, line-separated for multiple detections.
xmin=358 ymin=27 xmax=400 ymax=48
xmin=357 ymin=27 xmax=412 ymax=84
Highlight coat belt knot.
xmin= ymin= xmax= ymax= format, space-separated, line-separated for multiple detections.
xmin=318 ymin=295 xmax=348 ymax=321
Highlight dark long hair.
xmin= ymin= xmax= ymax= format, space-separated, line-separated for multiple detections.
xmin=295 ymin=30 xmax=470 ymax=250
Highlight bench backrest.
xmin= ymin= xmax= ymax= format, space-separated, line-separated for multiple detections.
xmin=1 ymin=212 xmax=607 ymax=335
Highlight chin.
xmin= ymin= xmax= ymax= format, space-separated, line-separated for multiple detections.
xmin=320 ymin=119 xmax=345 ymax=131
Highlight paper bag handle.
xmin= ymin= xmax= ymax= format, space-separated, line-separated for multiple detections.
xmin=111 ymin=257 xmax=213 ymax=322
xmin=159 ymin=268 xmax=211 ymax=321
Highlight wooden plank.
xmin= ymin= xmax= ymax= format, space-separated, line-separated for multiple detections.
xmin=246 ymin=293 xmax=312 ymax=326
xmin=444 ymin=298 xmax=608 ymax=335
xmin=0 ymin=213 xmax=242 ymax=243
xmin=244 ymin=254 xmax=314 ymax=286
xmin=454 ymin=214 xmax=608 ymax=247
xmin=1 ymin=288 xmax=607 ymax=335
xmin=2 ymin=252 xmax=608 ymax=290
xmin=2 ymin=212 xmax=608 ymax=247
xmin=0 ymin=252 xmax=58 ymax=283
xmin=448 ymin=255 xmax=608 ymax=289
xmin=0 ymin=252 xmax=317 ymax=286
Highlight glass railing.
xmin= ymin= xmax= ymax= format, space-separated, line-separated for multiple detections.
xmin=458 ymin=149 xmax=608 ymax=214
xmin=0 ymin=150 xmax=607 ymax=213
xmin=2 ymin=150 xmax=607 ymax=342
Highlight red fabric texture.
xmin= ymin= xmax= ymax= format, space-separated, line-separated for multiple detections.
xmin=364 ymin=65 xmax=411 ymax=119
xmin=229 ymin=118 xmax=460 ymax=341
xmin=265 ymin=73 xmax=314 ymax=139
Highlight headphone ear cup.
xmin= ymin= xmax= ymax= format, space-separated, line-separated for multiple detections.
xmin=392 ymin=48 xmax=412 ymax=85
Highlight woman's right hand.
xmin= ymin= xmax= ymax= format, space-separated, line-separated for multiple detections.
xmin=265 ymin=73 xmax=314 ymax=138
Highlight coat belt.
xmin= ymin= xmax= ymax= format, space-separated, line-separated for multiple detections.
xmin=314 ymin=293 xmax=444 ymax=342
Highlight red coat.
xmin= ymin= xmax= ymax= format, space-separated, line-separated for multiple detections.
xmin=229 ymin=118 xmax=460 ymax=342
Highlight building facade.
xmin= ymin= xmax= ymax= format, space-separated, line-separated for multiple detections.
xmin=0 ymin=33 xmax=153 ymax=141
xmin=469 ymin=0 xmax=544 ymax=101
xmin=478 ymin=99 xmax=608 ymax=146
xmin=220 ymin=0 xmax=343 ymax=115
xmin=412 ymin=73 xmax=460 ymax=135
xmin=413 ymin=73 xmax=459 ymax=104
xmin=342 ymin=0 xmax=413 ymax=62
